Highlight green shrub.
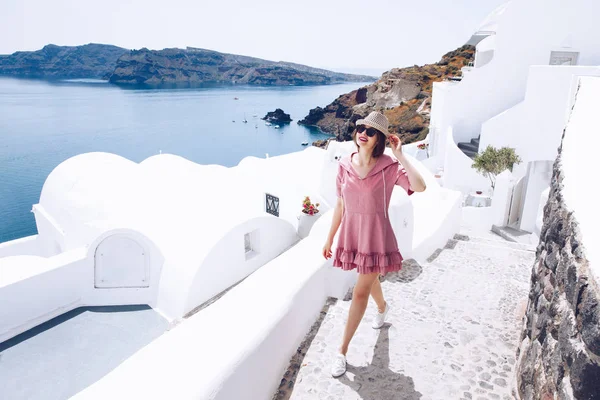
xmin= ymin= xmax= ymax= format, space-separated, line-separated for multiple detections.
xmin=472 ymin=146 xmax=522 ymax=190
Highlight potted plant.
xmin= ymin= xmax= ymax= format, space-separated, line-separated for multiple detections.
xmin=417 ymin=142 xmax=429 ymax=158
xmin=297 ymin=196 xmax=320 ymax=238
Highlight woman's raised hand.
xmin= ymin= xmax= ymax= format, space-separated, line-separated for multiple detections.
xmin=389 ymin=134 xmax=403 ymax=154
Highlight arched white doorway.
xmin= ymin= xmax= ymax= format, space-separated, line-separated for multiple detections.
xmin=94 ymin=234 xmax=149 ymax=288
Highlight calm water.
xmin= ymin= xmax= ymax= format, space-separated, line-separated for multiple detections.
xmin=0 ymin=78 xmax=368 ymax=242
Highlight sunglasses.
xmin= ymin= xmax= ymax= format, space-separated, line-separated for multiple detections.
xmin=356 ymin=125 xmax=379 ymax=137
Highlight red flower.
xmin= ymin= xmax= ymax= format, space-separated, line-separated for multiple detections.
xmin=301 ymin=195 xmax=320 ymax=215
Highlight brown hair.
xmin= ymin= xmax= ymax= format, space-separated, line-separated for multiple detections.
xmin=353 ymin=128 xmax=387 ymax=158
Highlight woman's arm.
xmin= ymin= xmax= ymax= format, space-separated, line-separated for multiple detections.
xmin=389 ymin=135 xmax=427 ymax=192
xmin=323 ymin=197 xmax=344 ymax=259
xmin=394 ymin=153 xmax=426 ymax=192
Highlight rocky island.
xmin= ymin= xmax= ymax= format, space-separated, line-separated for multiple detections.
xmin=107 ymin=47 xmax=375 ymax=86
xmin=0 ymin=44 xmax=376 ymax=86
xmin=262 ymin=109 xmax=292 ymax=124
xmin=300 ymin=45 xmax=475 ymax=147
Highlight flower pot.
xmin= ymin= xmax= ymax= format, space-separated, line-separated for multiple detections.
xmin=297 ymin=212 xmax=319 ymax=239
xmin=415 ymin=149 xmax=429 ymax=161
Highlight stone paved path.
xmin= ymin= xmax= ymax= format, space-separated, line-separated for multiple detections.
xmin=273 ymin=230 xmax=536 ymax=400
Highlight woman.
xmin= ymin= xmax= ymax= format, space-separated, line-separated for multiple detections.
xmin=322 ymin=111 xmax=426 ymax=378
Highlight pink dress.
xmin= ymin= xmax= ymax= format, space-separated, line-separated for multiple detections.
xmin=333 ymin=152 xmax=413 ymax=274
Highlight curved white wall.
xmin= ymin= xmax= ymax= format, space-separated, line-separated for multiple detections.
xmin=443 ymin=127 xmax=491 ymax=194
xmin=183 ymin=216 xmax=298 ymax=316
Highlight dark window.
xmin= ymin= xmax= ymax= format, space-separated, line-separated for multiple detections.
xmin=265 ymin=193 xmax=279 ymax=217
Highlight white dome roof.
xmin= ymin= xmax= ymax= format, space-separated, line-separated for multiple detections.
xmin=39 ymin=152 xmax=139 ymax=231
xmin=37 ymin=151 xmax=267 ymax=255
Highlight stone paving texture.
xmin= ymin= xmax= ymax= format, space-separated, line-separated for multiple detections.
xmin=274 ymin=229 xmax=537 ymax=400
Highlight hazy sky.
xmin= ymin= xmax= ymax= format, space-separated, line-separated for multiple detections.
xmin=0 ymin=0 xmax=506 ymax=75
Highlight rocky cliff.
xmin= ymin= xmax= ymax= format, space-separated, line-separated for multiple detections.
xmin=0 ymin=44 xmax=127 ymax=79
xmin=301 ymin=45 xmax=475 ymax=147
xmin=107 ymin=47 xmax=376 ymax=85
xmin=515 ymin=136 xmax=600 ymax=398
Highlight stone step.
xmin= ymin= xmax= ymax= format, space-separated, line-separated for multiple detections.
xmin=491 ymin=225 xmax=538 ymax=246
xmin=454 ymin=240 xmax=537 ymax=262
xmin=470 ymin=137 xmax=480 ymax=147
xmin=459 ymin=148 xmax=478 ymax=159
xmin=458 ymin=142 xmax=479 ymax=153
xmin=453 ymin=233 xmax=537 ymax=253
xmin=431 ymin=241 xmax=536 ymax=276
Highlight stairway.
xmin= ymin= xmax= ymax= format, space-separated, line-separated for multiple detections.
xmin=457 ymin=135 xmax=480 ymax=159
xmin=274 ymin=228 xmax=536 ymax=399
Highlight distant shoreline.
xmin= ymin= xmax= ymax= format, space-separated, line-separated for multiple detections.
xmin=0 ymin=44 xmax=377 ymax=88
xmin=0 ymin=75 xmax=375 ymax=90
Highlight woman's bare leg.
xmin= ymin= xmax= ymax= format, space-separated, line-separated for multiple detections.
xmin=370 ymin=276 xmax=387 ymax=313
xmin=339 ymin=272 xmax=379 ymax=355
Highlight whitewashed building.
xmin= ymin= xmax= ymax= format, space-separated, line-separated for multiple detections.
xmin=426 ymin=0 xmax=600 ymax=238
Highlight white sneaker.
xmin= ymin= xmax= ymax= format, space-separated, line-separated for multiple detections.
xmin=330 ymin=354 xmax=347 ymax=378
xmin=372 ymin=302 xmax=389 ymax=329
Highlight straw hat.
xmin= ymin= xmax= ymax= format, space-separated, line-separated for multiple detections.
xmin=356 ymin=111 xmax=390 ymax=137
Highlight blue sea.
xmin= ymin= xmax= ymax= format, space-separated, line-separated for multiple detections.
xmin=0 ymin=78 xmax=368 ymax=242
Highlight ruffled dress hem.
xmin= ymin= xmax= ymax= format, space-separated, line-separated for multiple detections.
xmin=332 ymin=248 xmax=403 ymax=274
